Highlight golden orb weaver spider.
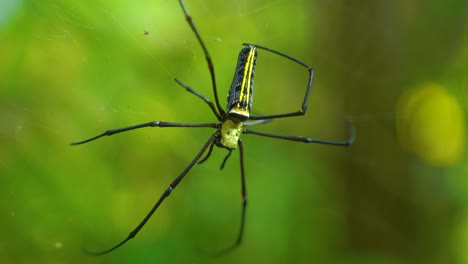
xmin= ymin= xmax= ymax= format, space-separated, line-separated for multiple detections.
xmin=71 ymin=0 xmax=355 ymax=256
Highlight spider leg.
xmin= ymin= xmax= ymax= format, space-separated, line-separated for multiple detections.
xmin=236 ymin=140 xmax=247 ymax=250
xmin=219 ymin=149 xmax=232 ymax=170
xmin=178 ymin=0 xmax=226 ymax=116
xmin=243 ymin=119 xmax=271 ymax=127
xmin=70 ymin=121 xmax=218 ymax=145
xmin=205 ymin=139 xmax=246 ymax=256
xmin=243 ymin=43 xmax=314 ymax=121
xmin=84 ymin=133 xmax=218 ymax=255
xmin=197 ymin=141 xmax=215 ymax=165
xmin=198 ymin=145 xmax=233 ymax=170
xmin=174 ymin=78 xmax=223 ymax=120
xmin=244 ymin=118 xmax=355 ymax=146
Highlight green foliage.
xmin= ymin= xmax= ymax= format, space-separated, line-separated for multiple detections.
xmin=1 ymin=0 xmax=467 ymax=263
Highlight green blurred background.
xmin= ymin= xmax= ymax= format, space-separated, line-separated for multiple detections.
xmin=1 ymin=0 xmax=468 ymax=263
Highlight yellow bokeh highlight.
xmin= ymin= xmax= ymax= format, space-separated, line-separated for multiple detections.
xmin=396 ymin=83 xmax=466 ymax=167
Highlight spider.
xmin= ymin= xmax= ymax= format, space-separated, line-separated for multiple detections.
xmin=71 ymin=0 xmax=355 ymax=255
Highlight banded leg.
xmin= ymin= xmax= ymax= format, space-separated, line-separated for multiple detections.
xmin=178 ymin=0 xmax=226 ymax=116
xmin=85 ymin=134 xmax=218 ymax=255
xmin=243 ymin=43 xmax=314 ymax=121
xmin=70 ymin=121 xmax=218 ymax=145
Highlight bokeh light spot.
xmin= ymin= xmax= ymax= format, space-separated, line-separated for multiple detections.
xmin=396 ymin=83 xmax=465 ymax=166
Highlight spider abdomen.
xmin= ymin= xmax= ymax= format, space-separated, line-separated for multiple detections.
xmin=226 ymin=45 xmax=257 ymax=121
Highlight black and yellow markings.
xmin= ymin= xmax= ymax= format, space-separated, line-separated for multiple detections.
xmin=226 ymin=46 xmax=258 ymax=120
xmin=71 ymin=0 xmax=354 ymax=256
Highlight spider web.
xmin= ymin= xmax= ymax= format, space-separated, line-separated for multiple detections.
xmin=0 ymin=0 xmax=467 ymax=263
